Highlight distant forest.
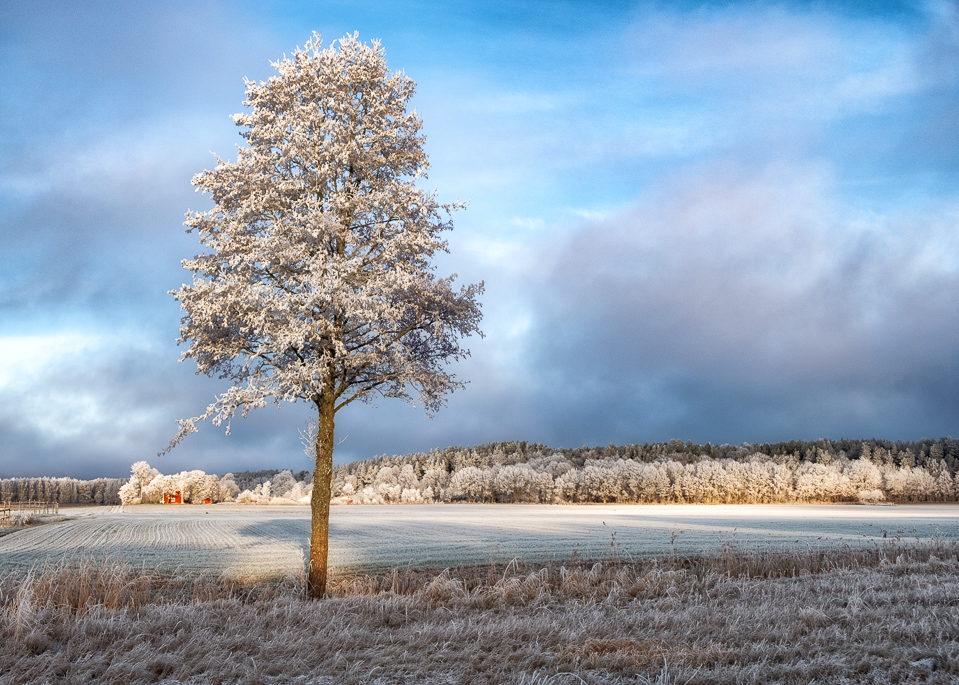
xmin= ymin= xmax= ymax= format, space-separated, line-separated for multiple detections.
xmin=228 ymin=469 xmax=311 ymax=494
xmin=330 ymin=437 xmax=959 ymax=505
xmin=0 ymin=477 xmax=124 ymax=506
xmin=2 ymin=438 xmax=957 ymax=506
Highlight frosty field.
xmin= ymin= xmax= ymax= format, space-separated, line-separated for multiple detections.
xmin=2 ymin=503 xmax=958 ymax=579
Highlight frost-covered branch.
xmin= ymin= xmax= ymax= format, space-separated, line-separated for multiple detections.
xmin=167 ymin=33 xmax=482 ymax=451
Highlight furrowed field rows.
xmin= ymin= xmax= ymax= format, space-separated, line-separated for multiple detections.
xmin=2 ymin=503 xmax=959 ymax=580
xmin=0 ymin=507 xmax=308 ymax=580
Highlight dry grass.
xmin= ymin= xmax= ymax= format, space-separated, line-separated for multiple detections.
xmin=2 ymin=540 xmax=959 ymax=684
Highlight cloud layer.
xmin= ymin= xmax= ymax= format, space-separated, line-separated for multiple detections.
xmin=1 ymin=1 xmax=957 ymax=477
xmin=529 ymin=161 xmax=959 ymax=445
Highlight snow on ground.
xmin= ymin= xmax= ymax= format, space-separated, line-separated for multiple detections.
xmin=1 ymin=503 xmax=958 ymax=580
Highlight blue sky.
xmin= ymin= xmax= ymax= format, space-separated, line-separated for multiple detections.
xmin=2 ymin=0 xmax=958 ymax=478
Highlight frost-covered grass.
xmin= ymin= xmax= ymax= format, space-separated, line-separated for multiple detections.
xmin=1 ymin=503 xmax=959 ymax=580
xmin=0 ymin=513 xmax=67 ymax=540
xmin=2 ymin=540 xmax=958 ymax=683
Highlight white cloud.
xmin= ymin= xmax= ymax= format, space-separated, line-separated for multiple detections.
xmin=460 ymin=234 xmax=531 ymax=271
xmin=509 ymin=216 xmax=545 ymax=230
xmin=0 ymin=331 xmax=162 ymax=441
xmin=531 ymin=158 xmax=959 ymax=439
xmin=564 ymin=207 xmax=613 ymax=222
xmin=0 ymin=333 xmax=103 ymax=387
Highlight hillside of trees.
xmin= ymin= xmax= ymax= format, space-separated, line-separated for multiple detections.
xmin=228 ymin=469 xmax=311 ymax=494
xmin=331 ymin=438 xmax=959 ymax=505
xmin=3 ymin=438 xmax=957 ymax=507
xmin=0 ymin=477 xmax=125 ymax=505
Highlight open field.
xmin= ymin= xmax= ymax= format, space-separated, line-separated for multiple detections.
xmin=2 ymin=538 xmax=958 ymax=683
xmin=1 ymin=503 xmax=958 ymax=580
xmin=3 ymin=505 xmax=959 ymax=683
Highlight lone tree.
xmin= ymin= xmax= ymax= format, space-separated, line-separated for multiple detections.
xmin=165 ymin=33 xmax=483 ymax=598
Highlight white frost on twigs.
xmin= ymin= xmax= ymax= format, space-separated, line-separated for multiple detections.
xmin=163 ymin=33 xmax=483 ymax=455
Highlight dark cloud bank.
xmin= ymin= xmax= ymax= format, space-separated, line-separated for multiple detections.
xmin=528 ymin=162 xmax=959 ymax=447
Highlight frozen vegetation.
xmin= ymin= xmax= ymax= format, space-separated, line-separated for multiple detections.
xmin=331 ymin=438 xmax=959 ymax=506
xmin=2 ymin=536 xmax=958 ymax=683
xmin=3 ymin=438 xmax=958 ymax=510
xmin=113 ymin=462 xmax=309 ymax=506
xmin=2 ymin=487 xmax=958 ymax=682
xmin=0 ymin=476 xmax=124 ymax=506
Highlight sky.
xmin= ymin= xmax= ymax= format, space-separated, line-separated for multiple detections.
xmin=2 ymin=0 xmax=958 ymax=478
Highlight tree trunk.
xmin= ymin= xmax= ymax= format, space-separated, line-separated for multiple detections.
xmin=308 ymin=393 xmax=335 ymax=598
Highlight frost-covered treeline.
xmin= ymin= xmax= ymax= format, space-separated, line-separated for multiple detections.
xmin=0 ymin=476 xmax=124 ymax=505
xmin=331 ymin=438 xmax=959 ymax=505
xmin=228 ymin=469 xmax=311 ymax=494
xmin=116 ymin=462 xmax=313 ymax=505
xmin=233 ymin=469 xmax=312 ymax=504
xmin=118 ymin=462 xmax=223 ymax=505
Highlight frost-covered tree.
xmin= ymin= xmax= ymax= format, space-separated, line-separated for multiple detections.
xmin=141 ymin=474 xmax=172 ymax=504
xmin=845 ymin=458 xmax=883 ymax=497
xmin=237 ymin=481 xmax=273 ymax=504
xmin=420 ymin=468 xmax=449 ymax=496
xmin=553 ymin=469 xmax=582 ymax=503
xmin=494 ymin=464 xmax=537 ymax=503
xmin=933 ymin=461 xmax=955 ymax=500
xmin=179 ymin=470 xmax=209 ymax=503
xmin=373 ymin=466 xmax=398 ymax=488
xmin=118 ymin=481 xmax=139 ymax=506
xmin=400 ymin=487 xmax=424 ymax=503
xmin=165 ymin=33 xmax=482 ymax=598
xmin=397 ymin=464 xmax=419 ymax=491
xmin=272 ymin=470 xmax=297 ymax=499
xmin=450 ymin=466 xmax=492 ymax=503
xmin=119 ymin=461 xmax=161 ymax=504
xmin=218 ymin=473 xmax=240 ymax=502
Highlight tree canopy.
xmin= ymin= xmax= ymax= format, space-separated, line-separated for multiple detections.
xmin=167 ymin=33 xmax=483 ymax=597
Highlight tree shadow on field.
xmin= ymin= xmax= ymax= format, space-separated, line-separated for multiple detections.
xmin=229 ymin=505 xmax=959 ymax=578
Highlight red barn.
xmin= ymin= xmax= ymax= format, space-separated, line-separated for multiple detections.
xmin=163 ymin=491 xmax=183 ymax=504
